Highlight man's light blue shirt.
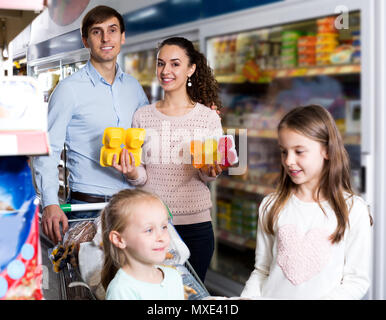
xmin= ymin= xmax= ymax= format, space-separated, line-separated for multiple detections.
xmin=32 ymin=61 xmax=149 ymax=208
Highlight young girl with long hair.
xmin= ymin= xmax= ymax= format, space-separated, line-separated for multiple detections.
xmin=101 ymin=189 xmax=184 ymax=300
xmin=241 ymin=104 xmax=373 ymax=299
xmin=112 ymin=37 xmax=223 ymax=282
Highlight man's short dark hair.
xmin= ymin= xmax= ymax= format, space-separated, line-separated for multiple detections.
xmin=81 ymin=5 xmax=125 ymax=39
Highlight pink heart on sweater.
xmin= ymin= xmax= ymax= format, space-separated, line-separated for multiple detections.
xmin=276 ymin=224 xmax=332 ymax=286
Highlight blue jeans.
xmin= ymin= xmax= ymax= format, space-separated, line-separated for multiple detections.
xmin=174 ymin=222 xmax=214 ymax=283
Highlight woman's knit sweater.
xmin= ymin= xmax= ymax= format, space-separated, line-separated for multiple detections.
xmin=129 ymin=102 xmax=223 ymax=225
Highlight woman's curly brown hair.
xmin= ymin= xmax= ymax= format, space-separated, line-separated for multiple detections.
xmin=158 ymin=37 xmax=222 ymax=109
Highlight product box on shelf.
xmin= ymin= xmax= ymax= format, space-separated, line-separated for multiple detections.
xmin=0 ymin=157 xmax=42 ymax=300
xmin=281 ymin=30 xmax=302 ymax=68
xmin=316 ymin=16 xmax=339 ymax=66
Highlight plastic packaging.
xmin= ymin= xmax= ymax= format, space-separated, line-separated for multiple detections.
xmin=0 ymin=156 xmax=43 ymax=300
xmin=49 ymin=220 xmax=97 ymax=273
xmin=190 ymin=135 xmax=238 ymax=169
xmin=100 ymin=127 xmax=146 ymax=167
xmin=175 ymin=264 xmax=209 ymax=300
xmin=63 ymin=220 xmax=97 ymax=252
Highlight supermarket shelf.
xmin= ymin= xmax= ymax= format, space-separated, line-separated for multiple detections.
xmin=270 ymin=63 xmax=361 ymax=79
xmin=216 ymin=64 xmax=360 ymax=83
xmin=215 ymin=74 xmax=246 ymax=83
xmin=218 ymin=177 xmax=276 ymax=195
xmin=223 ymin=127 xmax=360 ymax=145
xmin=0 ymin=131 xmax=50 ymax=156
xmin=217 ymin=228 xmax=256 ymax=250
xmin=223 ymin=127 xmax=277 ymax=139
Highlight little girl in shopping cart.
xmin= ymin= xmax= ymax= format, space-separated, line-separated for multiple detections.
xmin=241 ymin=104 xmax=373 ymax=300
xmin=100 ymin=189 xmax=184 ymax=300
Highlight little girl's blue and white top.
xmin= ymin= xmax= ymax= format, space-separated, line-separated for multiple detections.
xmin=241 ymin=193 xmax=372 ymax=300
xmin=106 ymin=265 xmax=184 ymax=300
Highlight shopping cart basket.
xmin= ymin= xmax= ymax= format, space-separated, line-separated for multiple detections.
xmin=40 ymin=202 xmax=210 ymax=300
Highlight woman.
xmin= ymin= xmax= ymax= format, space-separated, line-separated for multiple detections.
xmin=112 ymin=37 xmax=223 ymax=282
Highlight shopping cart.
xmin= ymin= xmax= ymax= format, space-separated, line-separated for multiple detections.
xmin=40 ymin=202 xmax=210 ymax=300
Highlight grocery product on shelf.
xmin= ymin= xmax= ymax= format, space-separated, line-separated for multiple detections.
xmin=235 ymin=32 xmax=257 ymax=75
xmin=124 ymin=49 xmax=156 ymax=85
xmin=281 ymin=31 xmax=302 ymax=68
xmin=297 ymin=35 xmax=316 ymax=67
xmin=316 ymin=16 xmax=337 ymax=33
xmin=217 ymin=200 xmax=232 ymax=231
xmin=224 ymin=35 xmax=237 ymax=75
xmin=230 ymin=198 xmax=243 ymax=236
xmin=213 ymin=36 xmax=237 ymax=76
xmin=242 ymin=201 xmax=258 ymax=239
xmin=267 ymin=41 xmax=282 ymax=70
xmin=216 ymin=197 xmax=259 ymax=241
xmin=351 ymin=30 xmax=361 ymax=63
xmin=330 ymin=45 xmax=355 ymax=64
xmin=234 ymin=30 xmax=271 ymax=80
xmin=316 ymin=16 xmax=339 ymax=65
xmin=242 ymin=60 xmax=260 ymax=82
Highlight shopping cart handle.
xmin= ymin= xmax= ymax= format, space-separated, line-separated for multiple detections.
xmin=60 ymin=202 xmax=173 ymax=219
xmin=60 ymin=203 xmax=109 ymax=212
xmin=60 ymin=204 xmax=71 ymax=212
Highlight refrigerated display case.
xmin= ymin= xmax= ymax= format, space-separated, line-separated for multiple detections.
xmin=123 ymin=47 xmax=159 ymax=103
xmin=205 ymin=10 xmax=363 ymax=293
xmin=198 ymin=0 xmax=380 ymax=298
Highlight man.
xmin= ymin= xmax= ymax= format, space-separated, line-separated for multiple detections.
xmin=32 ymin=6 xmax=149 ymax=244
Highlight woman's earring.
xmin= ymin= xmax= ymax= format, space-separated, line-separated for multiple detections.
xmin=187 ymin=76 xmax=192 ymax=87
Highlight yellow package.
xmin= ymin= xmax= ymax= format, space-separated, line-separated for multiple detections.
xmin=100 ymin=127 xmax=146 ymax=167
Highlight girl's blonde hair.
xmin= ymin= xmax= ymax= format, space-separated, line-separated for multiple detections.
xmin=100 ymin=188 xmax=164 ymax=290
xmin=263 ymin=104 xmax=355 ymax=244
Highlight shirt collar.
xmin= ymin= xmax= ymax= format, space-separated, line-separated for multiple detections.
xmin=85 ymin=60 xmax=124 ymax=86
